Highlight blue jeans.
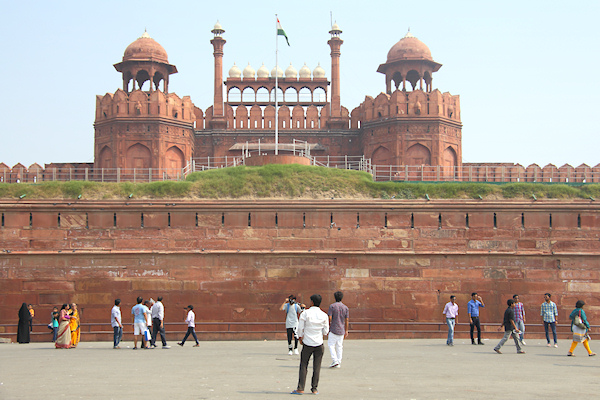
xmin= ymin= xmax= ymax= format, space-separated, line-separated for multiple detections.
xmin=180 ymin=327 xmax=198 ymax=345
xmin=544 ymin=321 xmax=557 ymax=344
xmin=515 ymin=320 xmax=525 ymax=341
xmin=113 ymin=326 xmax=123 ymax=347
xmin=446 ymin=318 xmax=456 ymax=344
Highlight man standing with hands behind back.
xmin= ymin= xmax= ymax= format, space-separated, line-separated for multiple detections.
xmin=468 ymin=292 xmax=485 ymax=345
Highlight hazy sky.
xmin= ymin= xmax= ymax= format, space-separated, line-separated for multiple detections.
xmin=1 ymin=0 xmax=598 ymax=168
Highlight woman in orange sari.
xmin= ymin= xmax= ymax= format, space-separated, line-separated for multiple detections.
xmin=55 ymin=304 xmax=71 ymax=349
xmin=69 ymin=303 xmax=80 ymax=347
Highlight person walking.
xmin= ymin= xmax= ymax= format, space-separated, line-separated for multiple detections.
xmin=150 ymin=296 xmax=170 ymax=349
xmin=493 ymin=299 xmax=525 ymax=354
xmin=442 ymin=295 xmax=459 ymax=346
xmin=468 ymin=293 xmax=485 ymax=345
xmin=111 ymin=299 xmax=123 ymax=349
xmin=513 ymin=294 xmax=526 ymax=345
xmin=291 ymin=294 xmax=329 ymax=395
xmin=281 ymin=295 xmax=304 ymax=355
xmin=568 ymin=300 xmax=596 ymax=357
xmin=177 ymin=305 xmax=200 ymax=347
xmin=541 ymin=293 xmax=558 ymax=347
xmin=328 ymin=291 xmax=349 ymax=368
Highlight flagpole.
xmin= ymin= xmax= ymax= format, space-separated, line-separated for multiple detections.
xmin=275 ymin=14 xmax=279 ymax=156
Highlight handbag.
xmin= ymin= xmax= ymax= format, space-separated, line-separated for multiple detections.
xmin=574 ymin=310 xmax=587 ymax=329
xmin=143 ymin=329 xmax=151 ymax=341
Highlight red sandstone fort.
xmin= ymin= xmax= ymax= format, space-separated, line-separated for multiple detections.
xmin=1 ymin=24 xmax=599 ymax=342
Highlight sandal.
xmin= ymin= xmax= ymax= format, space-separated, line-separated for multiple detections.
xmin=589 ymin=353 xmax=596 ymax=357
xmin=567 ymin=352 xmax=574 ymax=356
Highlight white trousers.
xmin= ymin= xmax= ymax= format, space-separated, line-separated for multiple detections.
xmin=328 ymin=332 xmax=344 ymax=364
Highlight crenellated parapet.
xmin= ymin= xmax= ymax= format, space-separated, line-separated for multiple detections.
xmin=95 ymin=89 xmax=195 ymax=124
xmin=351 ymin=89 xmax=460 ymax=128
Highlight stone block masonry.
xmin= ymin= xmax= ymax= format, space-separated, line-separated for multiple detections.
xmin=1 ymin=199 xmax=599 ymax=340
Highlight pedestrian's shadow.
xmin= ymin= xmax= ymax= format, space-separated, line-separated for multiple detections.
xmin=238 ymin=391 xmax=292 ymax=395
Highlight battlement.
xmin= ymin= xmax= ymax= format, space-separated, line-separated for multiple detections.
xmin=95 ymin=89 xmax=195 ymax=125
xmin=351 ymin=89 xmax=461 ymax=128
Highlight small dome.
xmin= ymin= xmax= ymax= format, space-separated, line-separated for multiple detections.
xmin=243 ymin=63 xmax=255 ymax=79
xmin=271 ymin=66 xmax=284 ymax=78
xmin=257 ymin=63 xmax=269 ymax=78
xmin=123 ymin=31 xmax=169 ymax=64
xmin=285 ymin=63 xmax=297 ymax=79
xmin=229 ymin=63 xmax=241 ymax=78
xmin=313 ymin=63 xmax=326 ymax=79
xmin=386 ymin=30 xmax=433 ymax=63
xmin=214 ymin=21 xmax=222 ymax=30
xmin=332 ymin=23 xmax=341 ymax=31
xmin=299 ymin=63 xmax=311 ymax=78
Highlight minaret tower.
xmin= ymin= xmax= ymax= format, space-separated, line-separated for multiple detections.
xmin=327 ymin=23 xmax=345 ymax=129
xmin=210 ymin=21 xmax=227 ymax=129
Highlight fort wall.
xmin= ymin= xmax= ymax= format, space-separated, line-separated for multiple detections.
xmin=1 ymin=200 xmax=599 ymax=341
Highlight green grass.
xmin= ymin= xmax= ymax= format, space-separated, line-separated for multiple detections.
xmin=1 ymin=165 xmax=599 ymax=200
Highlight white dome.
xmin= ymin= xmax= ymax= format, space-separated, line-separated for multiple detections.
xmin=257 ymin=63 xmax=269 ymax=78
xmin=285 ymin=63 xmax=297 ymax=79
xmin=271 ymin=66 xmax=284 ymax=78
xmin=242 ymin=63 xmax=255 ymax=79
xmin=229 ymin=63 xmax=241 ymax=78
xmin=313 ymin=63 xmax=326 ymax=78
xmin=214 ymin=21 xmax=223 ymax=30
xmin=299 ymin=63 xmax=311 ymax=78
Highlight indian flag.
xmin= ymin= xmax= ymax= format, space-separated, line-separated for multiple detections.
xmin=277 ymin=18 xmax=290 ymax=46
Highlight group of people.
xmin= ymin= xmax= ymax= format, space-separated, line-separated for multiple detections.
xmin=111 ymin=296 xmax=172 ymax=349
xmin=54 ymin=303 xmax=80 ymax=349
xmin=16 ymin=302 xmax=80 ymax=349
xmin=442 ymin=292 xmax=595 ymax=356
xmin=111 ymin=296 xmax=199 ymax=350
xmin=282 ymin=291 xmax=349 ymax=395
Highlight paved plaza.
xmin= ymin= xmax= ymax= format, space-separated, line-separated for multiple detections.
xmin=1 ymin=338 xmax=599 ymax=399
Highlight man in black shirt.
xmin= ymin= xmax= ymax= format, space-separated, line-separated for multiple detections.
xmin=494 ymin=299 xmax=525 ymax=354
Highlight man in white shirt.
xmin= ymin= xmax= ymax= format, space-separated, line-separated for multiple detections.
xmin=291 ymin=294 xmax=329 ymax=395
xmin=110 ymin=299 xmax=123 ymax=349
xmin=177 ymin=305 xmax=200 ymax=347
xmin=150 ymin=296 xmax=170 ymax=349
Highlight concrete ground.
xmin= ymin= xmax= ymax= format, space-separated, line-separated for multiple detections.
xmin=1 ymin=338 xmax=599 ymax=399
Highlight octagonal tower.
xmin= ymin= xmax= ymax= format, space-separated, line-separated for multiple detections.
xmin=94 ymin=31 xmax=195 ymax=175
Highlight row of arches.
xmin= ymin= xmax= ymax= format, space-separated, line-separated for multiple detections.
xmin=97 ymin=144 xmax=185 ymax=170
xmin=227 ymin=86 xmax=327 ymax=104
xmin=390 ymin=70 xmax=433 ymax=92
xmin=371 ymin=143 xmax=458 ymax=168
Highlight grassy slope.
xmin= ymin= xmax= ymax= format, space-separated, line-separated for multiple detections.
xmin=1 ymin=164 xmax=599 ymax=200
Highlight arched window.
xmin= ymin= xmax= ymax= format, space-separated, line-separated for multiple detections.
xmin=284 ymin=87 xmax=298 ymax=103
xmin=228 ymin=87 xmax=241 ymax=103
xmin=313 ymin=87 xmax=326 ymax=102
xmin=242 ymin=87 xmax=255 ymax=102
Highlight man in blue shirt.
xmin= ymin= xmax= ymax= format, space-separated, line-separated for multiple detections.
xmin=468 ymin=292 xmax=485 ymax=345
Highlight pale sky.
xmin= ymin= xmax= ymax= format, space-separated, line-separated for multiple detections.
xmin=1 ymin=0 xmax=598 ymax=168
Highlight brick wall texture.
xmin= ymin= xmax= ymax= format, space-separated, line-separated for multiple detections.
xmin=1 ymin=199 xmax=599 ymax=340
